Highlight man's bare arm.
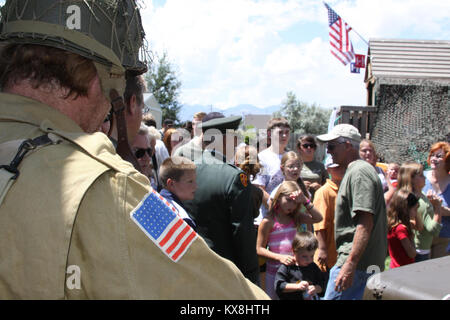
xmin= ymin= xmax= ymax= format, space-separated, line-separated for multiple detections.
xmin=334 ymin=211 xmax=373 ymax=292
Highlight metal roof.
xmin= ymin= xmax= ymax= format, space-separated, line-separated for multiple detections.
xmin=365 ymin=39 xmax=450 ymax=82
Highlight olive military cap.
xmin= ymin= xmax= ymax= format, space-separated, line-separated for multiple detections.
xmin=201 ymin=112 xmax=242 ymax=133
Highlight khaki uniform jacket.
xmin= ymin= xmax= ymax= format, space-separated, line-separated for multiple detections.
xmin=0 ymin=93 xmax=269 ymax=300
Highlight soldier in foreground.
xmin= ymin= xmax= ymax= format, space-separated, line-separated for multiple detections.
xmin=0 ymin=0 xmax=268 ymax=300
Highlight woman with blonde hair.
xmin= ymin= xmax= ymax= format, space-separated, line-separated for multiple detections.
xmin=359 ymin=139 xmax=388 ymax=191
xmin=397 ymin=162 xmax=443 ymax=262
xmin=256 ymin=180 xmax=322 ymax=299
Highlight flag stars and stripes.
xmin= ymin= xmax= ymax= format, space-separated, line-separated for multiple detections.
xmin=324 ymin=2 xmax=355 ymax=66
xmin=131 ymin=188 xmax=197 ymax=262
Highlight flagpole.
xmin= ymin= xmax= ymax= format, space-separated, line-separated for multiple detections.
xmin=352 ymin=29 xmax=369 ymax=47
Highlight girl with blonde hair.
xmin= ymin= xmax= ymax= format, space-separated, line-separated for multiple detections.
xmin=256 ymin=180 xmax=322 ymax=299
xmin=397 ymin=162 xmax=442 ymax=262
xmin=268 ymin=151 xmax=309 ymax=205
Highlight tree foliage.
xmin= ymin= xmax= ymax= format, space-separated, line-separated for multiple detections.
xmin=145 ymin=51 xmax=182 ymax=123
xmin=275 ymin=91 xmax=331 ymax=135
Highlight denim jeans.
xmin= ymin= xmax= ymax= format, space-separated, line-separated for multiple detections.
xmin=324 ymin=265 xmax=372 ymax=300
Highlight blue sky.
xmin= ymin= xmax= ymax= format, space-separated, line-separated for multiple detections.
xmin=1 ymin=0 xmax=448 ymax=112
xmin=140 ymin=0 xmax=450 ymax=111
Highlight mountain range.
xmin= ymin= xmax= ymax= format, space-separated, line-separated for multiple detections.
xmin=178 ymin=104 xmax=282 ymax=122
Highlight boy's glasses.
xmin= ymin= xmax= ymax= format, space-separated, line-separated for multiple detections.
xmin=302 ymin=143 xmax=316 ymax=149
xmin=134 ymin=148 xmax=153 ymax=159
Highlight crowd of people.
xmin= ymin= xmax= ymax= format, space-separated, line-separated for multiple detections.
xmin=123 ymin=98 xmax=450 ymax=300
xmin=0 ymin=0 xmax=448 ymax=301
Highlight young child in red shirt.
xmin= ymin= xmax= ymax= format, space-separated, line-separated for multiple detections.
xmin=387 ymin=189 xmax=420 ymax=268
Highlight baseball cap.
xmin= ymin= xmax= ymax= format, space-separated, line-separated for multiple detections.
xmin=316 ymin=124 xmax=361 ymax=143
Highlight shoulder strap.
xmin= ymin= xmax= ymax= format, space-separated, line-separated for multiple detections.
xmin=0 ymin=134 xmax=61 ymax=206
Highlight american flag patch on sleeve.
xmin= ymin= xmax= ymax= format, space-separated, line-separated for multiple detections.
xmin=131 ymin=188 xmax=197 ymax=262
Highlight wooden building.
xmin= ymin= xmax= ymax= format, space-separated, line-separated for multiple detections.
xmin=349 ymin=38 xmax=450 ymax=164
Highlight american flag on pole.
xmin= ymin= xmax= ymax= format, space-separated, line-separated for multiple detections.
xmin=131 ymin=188 xmax=197 ymax=262
xmin=324 ymin=2 xmax=355 ymax=65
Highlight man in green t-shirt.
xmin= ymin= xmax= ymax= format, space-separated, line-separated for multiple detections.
xmin=317 ymin=124 xmax=387 ymax=300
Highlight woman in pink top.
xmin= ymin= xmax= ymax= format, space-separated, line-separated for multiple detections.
xmin=256 ymin=181 xmax=322 ymax=299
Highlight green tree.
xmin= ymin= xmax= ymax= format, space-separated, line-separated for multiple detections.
xmin=145 ymin=51 xmax=182 ymax=123
xmin=276 ymin=91 xmax=331 ymax=135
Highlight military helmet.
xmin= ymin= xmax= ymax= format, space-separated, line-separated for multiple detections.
xmin=0 ymin=0 xmax=148 ymax=75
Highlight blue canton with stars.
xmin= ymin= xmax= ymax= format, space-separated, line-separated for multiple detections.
xmin=132 ymin=192 xmax=178 ymax=240
xmin=325 ymin=3 xmax=339 ymax=26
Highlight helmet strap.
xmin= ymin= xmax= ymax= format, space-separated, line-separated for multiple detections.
xmin=109 ymin=89 xmax=141 ymax=172
xmin=93 ymin=62 xmax=141 ymax=171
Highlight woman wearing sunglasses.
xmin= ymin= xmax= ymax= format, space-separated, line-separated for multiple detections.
xmin=296 ymin=135 xmax=327 ymax=200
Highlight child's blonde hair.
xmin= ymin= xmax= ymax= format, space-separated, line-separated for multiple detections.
xmin=281 ymin=151 xmax=309 ymax=196
xmin=269 ymin=181 xmax=303 ymax=221
xmin=280 ymin=151 xmax=303 ymax=171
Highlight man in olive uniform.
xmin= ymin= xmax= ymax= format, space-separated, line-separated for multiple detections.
xmin=0 ymin=0 xmax=268 ymax=300
xmin=181 ymin=112 xmax=261 ymax=285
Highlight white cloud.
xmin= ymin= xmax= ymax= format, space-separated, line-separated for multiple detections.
xmin=142 ymin=0 xmax=450 ymax=110
xmin=335 ymin=0 xmax=450 ymax=40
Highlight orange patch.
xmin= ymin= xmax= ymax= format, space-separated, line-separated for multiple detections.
xmin=240 ymin=173 xmax=248 ymax=187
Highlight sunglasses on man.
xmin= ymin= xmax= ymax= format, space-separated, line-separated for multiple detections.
xmin=326 ymin=141 xmax=346 ymax=151
xmin=134 ymin=148 xmax=153 ymax=159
